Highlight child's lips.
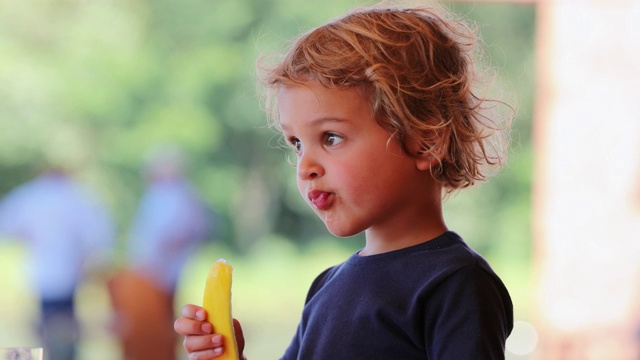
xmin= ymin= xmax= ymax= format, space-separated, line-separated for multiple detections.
xmin=308 ymin=189 xmax=333 ymax=210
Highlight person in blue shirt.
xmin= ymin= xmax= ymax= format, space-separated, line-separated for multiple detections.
xmin=0 ymin=169 xmax=114 ymax=360
xmin=126 ymin=145 xmax=210 ymax=298
xmin=174 ymin=3 xmax=514 ymax=359
xmin=109 ymin=145 xmax=211 ymax=360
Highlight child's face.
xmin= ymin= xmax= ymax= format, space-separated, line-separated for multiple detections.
xmin=278 ymin=81 xmax=429 ymax=238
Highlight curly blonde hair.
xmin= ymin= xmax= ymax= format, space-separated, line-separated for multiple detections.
xmin=258 ymin=4 xmax=512 ymax=192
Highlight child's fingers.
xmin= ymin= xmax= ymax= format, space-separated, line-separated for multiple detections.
xmin=180 ymin=303 xmax=207 ymax=320
xmin=174 ymin=316 xmax=213 ymax=336
xmin=186 ymin=348 xmax=224 ymax=360
xmin=183 ymin=334 xmax=224 ymax=357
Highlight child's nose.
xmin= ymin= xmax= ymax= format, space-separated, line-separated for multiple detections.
xmin=297 ymin=152 xmax=324 ymax=180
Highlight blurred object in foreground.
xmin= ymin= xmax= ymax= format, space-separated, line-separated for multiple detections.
xmin=0 ymin=347 xmax=43 ymax=360
xmin=109 ymin=144 xmax=213 ymax=360
xmin=0 ymin=170 xmax=114 ymax=360
xmin=108 ymin=269 xmax=176 ymax=360
xmin=533 ymin=1 xmax=640 ymax=359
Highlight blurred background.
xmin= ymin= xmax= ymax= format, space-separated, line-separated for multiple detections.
xmin=0 ymin=0 xmax=637 ymax=359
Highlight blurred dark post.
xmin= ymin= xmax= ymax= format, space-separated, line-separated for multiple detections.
xmin=0 ymin=169 xmax=114 ymax=360
xmin=108 ymin=144 xmax=212 ymax=360
xmin=533 ymin=1 xmax=640 ymax=358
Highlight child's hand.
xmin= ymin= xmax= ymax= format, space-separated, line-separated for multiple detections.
xmin=174 ymin=304 xmax=246 ymax=359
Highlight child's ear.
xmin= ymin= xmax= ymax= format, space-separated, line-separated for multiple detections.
xmin=405 ymin=134 xmax=444 ymax=171
xmin=415 ymin=148 xmax=443 ymax=171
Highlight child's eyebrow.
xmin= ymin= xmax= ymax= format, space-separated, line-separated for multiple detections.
xmin=309 ymin=117 xmax=349 ymax=127
xmin=281 ymin=117 xmax=349 ymax=131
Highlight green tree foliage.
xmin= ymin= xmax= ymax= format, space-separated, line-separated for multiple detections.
xmin=0 ymin=0 xmax=535 ymax=261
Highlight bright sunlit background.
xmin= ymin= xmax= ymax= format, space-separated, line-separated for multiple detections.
xmin=1 ymin=0 xmax=638 ymax=359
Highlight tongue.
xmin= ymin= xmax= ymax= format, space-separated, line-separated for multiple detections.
xmin=311 ymin=192 xmax=330 ymax=209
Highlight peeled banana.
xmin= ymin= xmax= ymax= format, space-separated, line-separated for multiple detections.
xmin=202 ymin=259 xmax=239 ymax=360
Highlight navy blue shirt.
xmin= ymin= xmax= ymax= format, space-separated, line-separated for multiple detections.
xmin=281 ymin=231 xmax=513 ymax=359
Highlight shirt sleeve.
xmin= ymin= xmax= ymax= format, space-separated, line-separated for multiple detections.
xmin=424 ymin=265 xmax=513 ymax=360
xmin=280 ymin=266 xmax=337 ymax=360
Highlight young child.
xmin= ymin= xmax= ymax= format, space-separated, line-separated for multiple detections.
xmin=174 ymin=3 xmax=513 ymax=359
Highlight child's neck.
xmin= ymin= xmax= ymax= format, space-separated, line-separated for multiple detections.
xmin=360 ymin=208 xmax=448 ymax=256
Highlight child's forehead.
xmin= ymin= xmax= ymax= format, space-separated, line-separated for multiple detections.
xmin=276 ymin=83 xmax=382 ymax=135
xmin=276 ymin=82 xmax=370 ymax=113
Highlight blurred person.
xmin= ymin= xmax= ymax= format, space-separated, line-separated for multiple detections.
xmin=0 ymin=168 xmax=114 ymax=360
xmin=109 ymin=145 xmax=212 ymax=360
xmin=175 ymin=3 xmax=513 ymax=359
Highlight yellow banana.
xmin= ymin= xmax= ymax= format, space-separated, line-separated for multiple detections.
xmin=202 ymin=259 xmax=239 ymax=360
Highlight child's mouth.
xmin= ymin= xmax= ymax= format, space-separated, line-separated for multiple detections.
xmin=308 ymin=189 xmax=333 ymax=210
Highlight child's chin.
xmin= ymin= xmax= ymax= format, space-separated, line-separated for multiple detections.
xmin=324 ymin=224 xmax=362 ymax=238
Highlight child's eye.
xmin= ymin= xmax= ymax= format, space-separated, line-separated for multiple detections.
xmin=324 ymin=132 xmax=344 ymax=146
xmin=288 ymin=136 xmax=302 ymax=154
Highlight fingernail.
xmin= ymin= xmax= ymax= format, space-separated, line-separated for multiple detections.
xmin=201 ymin=323 xmax=213 ymax=333
xmin=211 ymin=334 xmax=222 ymax=346
xmin=213 ymin=347 xmax=222 ymax=355
xmin=196 ymin=310 xmax=205 ymax=320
